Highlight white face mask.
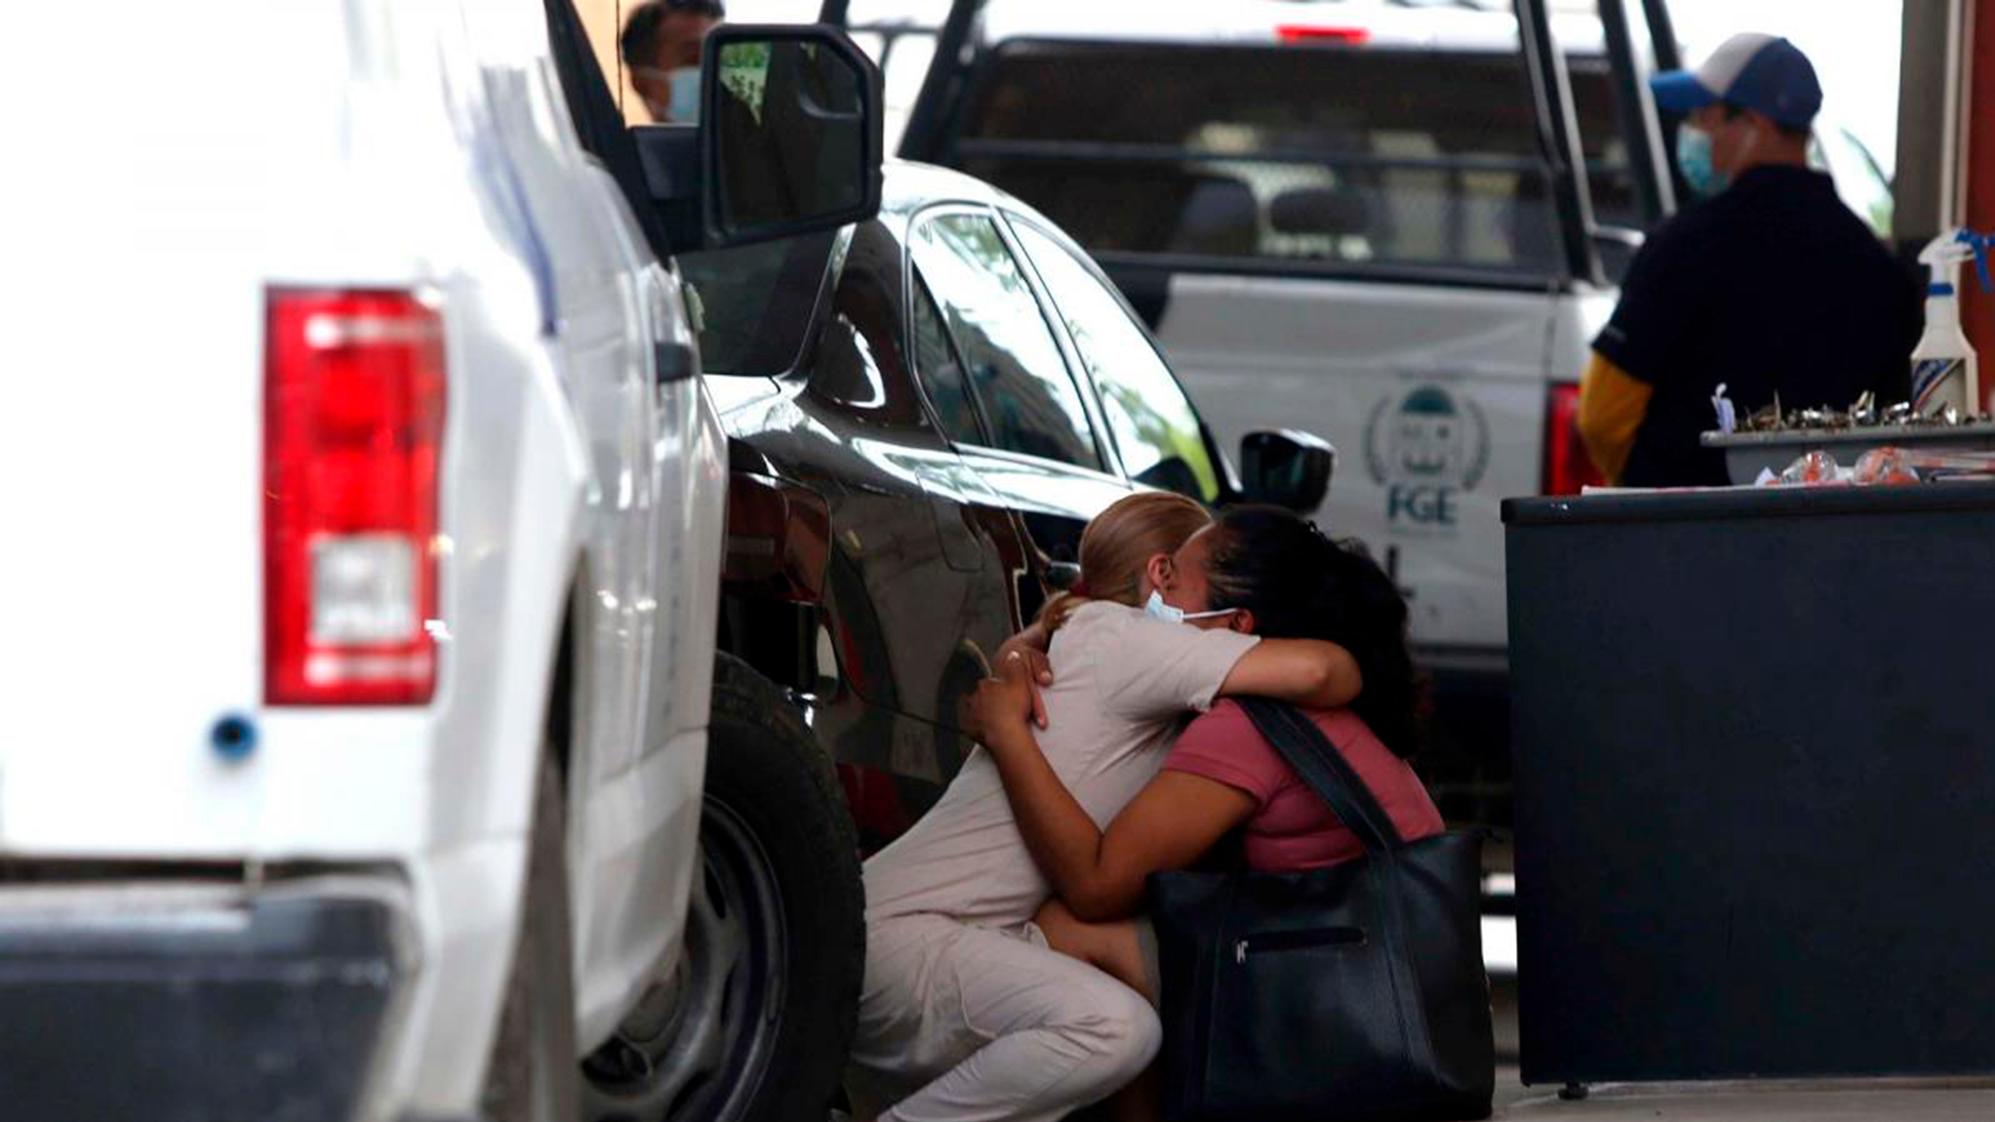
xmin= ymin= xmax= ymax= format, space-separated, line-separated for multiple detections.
xmin=1144 ymin=589 xmax=1237 ymax=625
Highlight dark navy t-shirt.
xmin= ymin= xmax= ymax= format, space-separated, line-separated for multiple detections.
xmin=1593 ymin=165 xmax=1920 ymax=487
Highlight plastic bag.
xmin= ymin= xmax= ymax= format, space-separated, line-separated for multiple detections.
xmin=1853 ymin=446 xmax=1922 ymax=486
xmin=1777 ymin=450 xmax=1845 ymax=485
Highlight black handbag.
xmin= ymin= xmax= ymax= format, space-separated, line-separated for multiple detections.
xmin=1148 ymin=698 xmax=1494 ymax=1122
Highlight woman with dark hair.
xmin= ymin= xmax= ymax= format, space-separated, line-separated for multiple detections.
xmin=970 ymin=504 xmax=1444 ymax=1120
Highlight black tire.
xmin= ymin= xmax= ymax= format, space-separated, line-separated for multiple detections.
xmin=581 ymin=653 xmax=864 ymax=1122
xmin=701 ymin=653 xmax=864 ymax=1122
xmin=484 ymin=751 xmax=583 ymax=1122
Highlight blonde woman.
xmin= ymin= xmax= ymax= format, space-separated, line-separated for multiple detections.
xmin=850 ymin=492 xmax=1361 ymax=1122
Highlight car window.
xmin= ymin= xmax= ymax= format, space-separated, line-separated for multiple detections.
xmin=910 ymin=270 xmax=988 ymax=445
xmin=910 ymin=212 xmax=1103 ymax=470
xmin=954 ymin=41 xmax=1564 ymax=281
xmin=1010 ymin=221 xmax=1221 ymax=503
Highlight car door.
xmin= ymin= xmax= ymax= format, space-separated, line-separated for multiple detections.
xmin=907 ymin=205 xmax=1134 ymax=617
xmin=746 ymin=217 xmax=1023 ymax=793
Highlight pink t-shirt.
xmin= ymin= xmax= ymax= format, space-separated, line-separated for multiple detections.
xmin=1163 ymin=699 xmax=1444 ymax=872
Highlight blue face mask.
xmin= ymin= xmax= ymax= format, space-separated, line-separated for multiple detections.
xmin=1143 ymin=589 xmax=1237 ymax=625
xmin=667 ymin=66 xmax=702 ymax=124
xmin=1675 ymin=126 xmax=1730 ymax=198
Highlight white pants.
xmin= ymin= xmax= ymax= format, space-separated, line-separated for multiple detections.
xmin=850 ymin=915 xmax=1161 ymax=1122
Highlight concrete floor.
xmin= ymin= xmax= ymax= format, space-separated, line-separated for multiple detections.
xmin=1493 ymin=1072 xmax=1995 ymax=1119
xmin=1486 ymin=980 xmax=1995 ymax=1119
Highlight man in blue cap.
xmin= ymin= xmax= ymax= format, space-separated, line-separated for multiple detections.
xmin=1577 ymin=33 xmax=1920 ymax=487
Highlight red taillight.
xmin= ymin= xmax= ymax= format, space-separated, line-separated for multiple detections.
xmin=1541 ymin=382 xmax=1605 ymax=496
xmin=1276 ymin=25 xmax=1370 ymax=45
xmin=265 ymin=289 xmax=446 ymax=705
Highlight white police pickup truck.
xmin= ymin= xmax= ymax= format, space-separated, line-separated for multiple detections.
xmin=0 ymin=3 xmax=880 ymax=1120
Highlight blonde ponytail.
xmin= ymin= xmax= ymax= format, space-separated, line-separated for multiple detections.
xmin=1036 ymin=492 xmax=1210 ymax=634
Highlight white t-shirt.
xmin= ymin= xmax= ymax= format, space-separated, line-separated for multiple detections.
xmin=863 ymin=601 xmax=1260 ymax=926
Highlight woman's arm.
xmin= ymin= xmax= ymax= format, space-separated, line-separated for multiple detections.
xmin=1217 ymin=637 xmax=1361 ymax=709
xmin=976 ymin=655 xmax=1258 ymax=922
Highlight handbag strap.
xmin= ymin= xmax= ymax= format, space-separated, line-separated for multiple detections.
xmin=1237 ymin=697 xmax=1405 ymax=854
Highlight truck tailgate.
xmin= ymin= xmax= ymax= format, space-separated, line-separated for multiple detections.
xmin=0 ymin=0 xmax=368 ymax=855
xmin=5 ymin=187 xmax=267 ymax=853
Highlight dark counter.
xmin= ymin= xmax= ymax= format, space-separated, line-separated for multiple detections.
xmin=1504 ymin=482 xmax=1995 ymax=1085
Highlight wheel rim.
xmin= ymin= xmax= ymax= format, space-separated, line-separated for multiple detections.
xmin=581 ymin=796 xmax=788 ymax=1122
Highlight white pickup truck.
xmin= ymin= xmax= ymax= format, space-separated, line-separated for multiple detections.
xmin=1 ymin=3 xmax=880 ymax=1121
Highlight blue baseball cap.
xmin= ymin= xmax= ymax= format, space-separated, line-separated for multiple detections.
xmin=1650 ymin=33 xmax=1823 ymax=129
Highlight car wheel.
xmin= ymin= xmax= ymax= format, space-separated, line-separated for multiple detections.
xmin=582 ymin=654 xmax=863 ymax=1122
xmin=484 ymin=751 xmax=583 ymax=1122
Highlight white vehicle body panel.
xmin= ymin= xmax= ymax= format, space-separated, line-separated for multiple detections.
xmin=845 ymin=0 xmax=1604 ymax=48
xmin=0 ymin=1 xmax=725 ymax=1117
xmin=1157 ymin=276 xmax=1563 ymax=653
xmin=971 ymin=0 xmax=1607 ymax=51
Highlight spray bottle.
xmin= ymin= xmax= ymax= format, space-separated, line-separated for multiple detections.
xmin=1911 ymin=229 xmax=1993 ymax=417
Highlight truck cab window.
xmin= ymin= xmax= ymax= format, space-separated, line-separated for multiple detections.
xmin=955 ymin=41 xmax=1565 ymax=282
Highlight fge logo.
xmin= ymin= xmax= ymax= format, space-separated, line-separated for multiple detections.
xmin=1364 ymin=385 xmax=1490 ymax=530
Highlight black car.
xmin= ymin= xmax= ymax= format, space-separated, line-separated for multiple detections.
xmin=691 ymin=159 xmax=1332 ymax=841
xmin=679 ymin=161 xmax=1332 ymax=1091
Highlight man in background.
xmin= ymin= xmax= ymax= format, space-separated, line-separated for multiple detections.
xmin=1577 ymin=33 xmax=1920 ymax=487
xmin=620 ymin=0 xmax=726 ymax=123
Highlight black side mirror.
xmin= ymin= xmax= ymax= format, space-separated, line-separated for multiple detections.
xmin=631 ymin=26 xmax=884 ymax=252
xmin=1044 ymin=561 xmax=1083 ymax=591
xmin=703 ymin=26 xmax=884 ymax=246
xmin=1239 ymin=430 xmax=1335 ymax=513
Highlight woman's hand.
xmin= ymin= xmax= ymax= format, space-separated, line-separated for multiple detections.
xmin=989 ymin=636 xmax=1054 ymax=729
xmin=972 ymin=649 xmax=1047 ymax=742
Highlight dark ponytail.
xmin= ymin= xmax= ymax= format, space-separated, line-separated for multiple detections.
xmin=1203 ymin=505 xmax=1428 ymax=758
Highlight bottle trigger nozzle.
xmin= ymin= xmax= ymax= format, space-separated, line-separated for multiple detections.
xmin=1965 ymin=230 xmax=1995 ymax=296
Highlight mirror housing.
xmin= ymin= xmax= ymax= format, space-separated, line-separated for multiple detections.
xmin=632 ymin=26 xmax=883 ymax=252
xmin=1044 ymin=561 xmax=1083 ymax=592
xmin=1239 ymin=430 xmax=1335 ymax=513
xmin=705 ymin=26 xmax=883 ymax=247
